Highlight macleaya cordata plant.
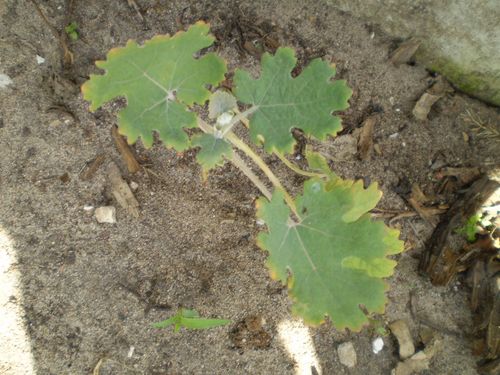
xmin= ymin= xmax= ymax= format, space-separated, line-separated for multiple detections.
xmin=82 ymin=22 xmax=403 ymax=331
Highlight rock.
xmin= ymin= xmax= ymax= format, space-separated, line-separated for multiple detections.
xmin=129 ymin=181 xmax=139 ymax=191
xmin=389 ymin=320 xmax=415 ymax=360
xmin=95 ymin=206 xmax=116 ymax=223
xmin=372 ymin=337 xmax=385 ymax=354
xmin=393 ymin=351 xmax=430 ymax=375
xmin=0 ymin=73 xmax=13 ymax=89
xmin=337 ymin=341 xmax=357 ymax=368
xmin=324 ymin=0 xmax=500 ymax=105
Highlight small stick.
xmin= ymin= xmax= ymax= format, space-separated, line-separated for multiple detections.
xmin=29 ymin=0 xmax=74 ymax=65
xmin=111 ymin=125 xmax=141 ymax=173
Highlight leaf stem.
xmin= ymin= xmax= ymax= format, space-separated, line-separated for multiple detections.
xmin=273 ymin=151 xmax=326 ymax=178
xmin=225 ymin=131 xmax=300 ymax=218
xmin=220 ymin=106 xmax=259 ymax=137
xmin=235 ymin=109 xmax=323 ymax=179
xmin=197 ymin=118 xmax=272 ymax=200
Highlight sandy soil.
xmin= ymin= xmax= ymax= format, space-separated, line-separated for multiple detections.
xmin=1 ymin=0 xmax=499 ymax=374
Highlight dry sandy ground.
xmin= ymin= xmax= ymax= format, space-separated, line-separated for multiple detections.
xmin=1 ymin=0 xmax=499 ymax=374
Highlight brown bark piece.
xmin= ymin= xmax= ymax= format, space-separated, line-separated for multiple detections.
xmin=108 ymin=162 xmax=140 ymax=218
xmin=390 ymin=38 xmax=421 ymax=66
xmin=357 ymin=115 xmax=377 ymax=160
xmin=79 ymin=154 xmax=106 ymax=181
xmin=440 ymin=167 xmax=481 ymax=185
xmin=419 ymin=175 xmax=500 ymax=285
xmin=486 ymin=280 xmax=500 ymax=357
xmin=111 ymin=126 xmax=141 ymax=174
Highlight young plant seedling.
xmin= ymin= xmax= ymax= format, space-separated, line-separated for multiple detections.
xmin=82 ymin=22 xmax=404 ymax=331
xmin=65 ymin=21 xmax=79 ymax=41
xmin=152 ymin=308 xmax=230 ymax=332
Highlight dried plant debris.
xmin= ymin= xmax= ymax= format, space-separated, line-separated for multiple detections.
xmin=389 ymin=38 xmax=421 ymax=66
xmin=462 ymin=109 xmax=500 ymax=144
xmin=107 ymin=162 xmax=140 ymax=218
xmin=412 ymin=77 xmax=452 ymax=121
xmin=79 ymin=154 xmax=106 ymax=181
xmin=420 ymin=176 xmax=499 ymax=284
xmin=229 ymin=315 xmax=272 ymax=350
xmin=111 ymin=126 xmax=141 ymax=174
xmin=357 ymin=115 xmax=377 ymax=160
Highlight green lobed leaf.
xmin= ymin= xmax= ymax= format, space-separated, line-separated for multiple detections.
xmin=82 ymin=22 xmax=226 ymax=150
xmin=256 ymin=179 xmax=403 ymax=330
xmin=152 ymin=308 xmax=230 ymax=332
xmin=234 ymin=48 xmax=352 ymax=154
xmin=305 ymin=146 xmax=339 ymax=184
xmin=191 ymin=133 xmax=233 ymax=175
xmin=208 ymin=91 xmax=237 ymax=119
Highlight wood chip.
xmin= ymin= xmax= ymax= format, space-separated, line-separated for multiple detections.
xmin=486 ymin=279 xmax=500 ymax=357
xmin=108 ymin=162 xmax=139 ymax=218
xmin=357 ymin=115 xmax=377 ymax=160
xmin=390 ymin=38 xmax=421 ymax=66
xmin=412 ymin=93 xmax=441 ymax=121
xmin=79 ymin=154 xmax=106 ymax=181
xmin=412 ymin=77 xmax=452 ymax=121
xmin=111 ymin=125 xmax=141 ymax=174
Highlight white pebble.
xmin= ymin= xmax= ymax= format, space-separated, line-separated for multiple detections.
xmin=0 ymin=74 xmax=13 ymax=89
xmin=127 ymin=346 xmax=135 ymax=358
xmin=36 ymin=55 xmax=45 ymax=64
xmin=95 ymin=206 xmax=116 ymax=223
xmin=129 ymin=181 xmax=139 ymax=191
xmin=372 ymin=337 xmax=384 ymax=354
xmin=83 ymin=205 xmax=94 ymax=211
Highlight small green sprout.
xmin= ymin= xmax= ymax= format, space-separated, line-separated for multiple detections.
xmin=152 ymin=308 xmax=230 ymax=332
xmin=455 ymin=214 xmax=481 ymax=242
xmin=65 ymin=22 xmax=79 ymax=41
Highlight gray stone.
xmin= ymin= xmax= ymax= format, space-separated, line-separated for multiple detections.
xmin=325 ymin=0 xmax=500 ymax=105
xmin=337 ymin=341 xmax=357 ymax=368
xmin=389 ymin=319 xmax=415 ymax=360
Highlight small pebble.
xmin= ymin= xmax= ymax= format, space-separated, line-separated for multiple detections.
xmin=0 ymin=74 xmax=13 ymax=89
xmin=127 ymin=346 xmax=135 ymax=358
xmin=36 ymin=55 xmax=45 ymax=64
xmin=372 ymin=337 xmax=384 ymax=354
xmin=129 ymin=181 xmax=139 ymax=191
xmin=337 ymin=341 xmax=357 ymax=368
xmin=95 ymin=206 xmax=116 ymax=223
